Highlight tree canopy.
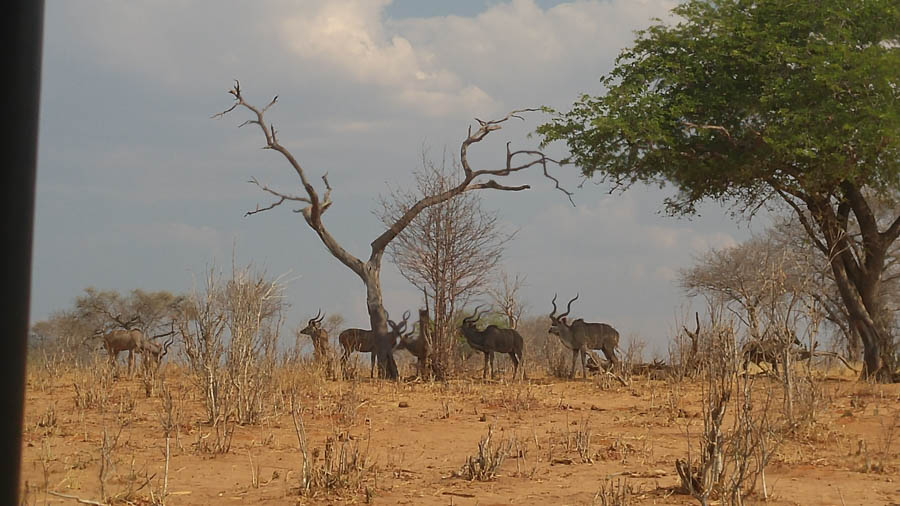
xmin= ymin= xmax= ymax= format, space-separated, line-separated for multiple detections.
xmin=539 ymin=0 xmax=899 ymax=215
xmin=539 ymin=0 xmax=900 ymax=380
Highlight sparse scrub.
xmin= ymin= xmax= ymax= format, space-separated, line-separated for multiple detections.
xmin=289 ymin=390 xmax=372 ymax=498
xmin=456 ymin=425 xmax=513 ymax=481
xmin=593 ymin=477 xmax=637 ymax=506
xmin=224 ymin=263 xmax=285 ymax=425
xmin=72 ymin=359 xmax=113 ymax=411
xmin=674 ymin=315 xmax=790 ymax=505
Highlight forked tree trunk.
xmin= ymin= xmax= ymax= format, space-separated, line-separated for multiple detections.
xmin=363 ymin=272 xmax=398 ymax=379
xmin=803 ymin=190 xmax=898 ymax=382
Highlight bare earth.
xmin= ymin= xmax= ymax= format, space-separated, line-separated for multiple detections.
xmin=19 ymin=363 xmax=900 ymax=505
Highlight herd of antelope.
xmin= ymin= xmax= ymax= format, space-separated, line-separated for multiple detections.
xmin=91 ymin=293 xmax=808 ymax=380
xmin=299 ymin=294 xmax=621 ymax=380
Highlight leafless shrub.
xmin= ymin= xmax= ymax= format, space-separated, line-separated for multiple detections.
xmin=620 ymin=334 xmax=645 ymax=379
xmin=674 ymin=315 xmax=787 ymax=505
xmin=574 ymin=418 xmax=594 ymax=464
xmin=593 ymin=477 xmax=637 ymax=506
xmin=456 ymin=425 xmax=513 ymax=481
xmin=178 ymin=262 xmax=285 ymax=452
xmin=98 ymin=424 xmax=125 ymax=503
xmin=289 ymin=390 xmax=371 ymax=497
xmin=156 ymin=382 xmax=183 ymax=451
xmin=178 ymin=266 xmax=228 ymax=425
xmin=73 ymin=359 xmax=113 ymax=411
xmin=223 ymin=263 xmax=286 ymax=425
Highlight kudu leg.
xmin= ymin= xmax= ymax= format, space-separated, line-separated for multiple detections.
xmin=340 ymin=351 xmax=350 ymax=378
xmin=602 ymin=347 xmax=618 ymax=369
xmin=370 ymin=352 xmax=376 ymax=379
xmin=508 ymin=352 xmax=520 ymax=381
xmin=580 ymin=349 xmax=588 ymax=379
xmin=570 ymin=349 xmax=579 ymax=379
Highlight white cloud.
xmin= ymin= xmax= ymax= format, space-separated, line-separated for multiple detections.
xmin=131 ymin=222 xmax=224 ymax=253
xmin=51 ymin=0 xmax=676 ymax=119
xmin=278 ymin=0 xmax=498 ymax=116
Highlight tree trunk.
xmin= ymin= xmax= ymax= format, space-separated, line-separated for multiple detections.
xmin=363 ymin=268 xmax=398 ymax=379
xmin=796 ymin=190 xmax=898 ymax=383
xmin=828 ymin=251 xmax=895 ymax=381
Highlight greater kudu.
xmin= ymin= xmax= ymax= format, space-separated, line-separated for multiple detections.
xmin=459 ymin=306 xmax=525 ymax=380
xmin=741 ymin=334 xmax=809 ymax=375
xmin=299 ymin=309 xmax=329 ymax=362
xmin=548 ymin=294 xmax=619 ymax=379
xmin=339 ymin=310 xmax=410 ymax=378
xmin=96 ymin=328 xmax=174 ymax=374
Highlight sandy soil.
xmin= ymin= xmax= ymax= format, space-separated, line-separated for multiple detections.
xmin=19 ymin=363 xmax=900 ymax=505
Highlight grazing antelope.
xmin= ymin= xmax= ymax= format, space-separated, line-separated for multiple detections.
xmin=299 ymin=309 xmax=329 ymax=361
xmin=140 ymin=336 xmax=175 ymax=371
xmin=548 ymin=294 xmax=619 ymax=379
xmin=741 ymin=335 xmax=809 ymax=375
xmin=459 ymin=306 xmax=525 ymax=380
xmin=96 ymin=328 xmax=173 ymax=374
xmin=339 ymin=310 xmax=410 ymax=378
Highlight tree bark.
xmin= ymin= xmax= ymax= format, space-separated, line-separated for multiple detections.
xmin=363 ymin=265 xmax=399 ymax=379
xmin=800 ymin=190 xmax=898 ymax=382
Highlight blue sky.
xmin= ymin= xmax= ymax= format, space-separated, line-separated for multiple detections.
xmin=33 ymin=0 xmax=763 ymax=354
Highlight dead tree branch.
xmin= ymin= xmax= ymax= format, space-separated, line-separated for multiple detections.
xmin=214 ymin=82 xmax=570 ymax=378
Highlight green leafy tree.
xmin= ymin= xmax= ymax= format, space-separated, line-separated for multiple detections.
xmin=539 ymin=0 xmax=900 ymax=380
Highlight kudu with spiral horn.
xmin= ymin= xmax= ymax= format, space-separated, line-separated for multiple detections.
xmin=299 ymin=309 xmax=330 ymax=362
xmin=459 ymin=306 xmax=525 ymax=380
xmin=548 ymin=294 xmax=619 ymax=379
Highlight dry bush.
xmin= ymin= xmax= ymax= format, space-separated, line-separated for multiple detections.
xmin=72 ymin=358 xmax=114 ymax=411
xmin=223 ymin=264 xmax=285 ymax=425
xmin=177 ymin=263 xmax=286 ymax=454
xmin=546 ymin=417 xmax=600 ymax=465
xmin=289 ymin=390 xmax=373 ymax=498
xmin=593 ymin=478 xmax=638 ymax=506
xmin=674 ymin=316 xmax=788 ymax=505
xmin=619 ymin=334 xmax=645 ymax=379
xmin=455 ymin=425 xmax=513 ymax=481
xmin=178 ymin=267 xmax=228 ymax=425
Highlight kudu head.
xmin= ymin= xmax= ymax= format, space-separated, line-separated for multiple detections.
xmin=393 ymin=326 xmax=418 ymax=352
xmin=460 ymin=305 xmax=489 ymax=334
xmin=143 ymin=336 xmax=175 ymax=370
xmin=387 ymin=310 xmax=411 ymax=344
xmin=300 ymin=309 xmax=326 ymax=336
xmin=548 ymin=293 xmax=578 ymax=336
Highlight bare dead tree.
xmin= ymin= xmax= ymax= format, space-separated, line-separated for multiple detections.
xmin=487 ymin=270 xmax=527 ymax=330
xmin=214 ymin=81 xmax=569 ymax=379
xmin=377 ymin=151 xmax=515 ymax=378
